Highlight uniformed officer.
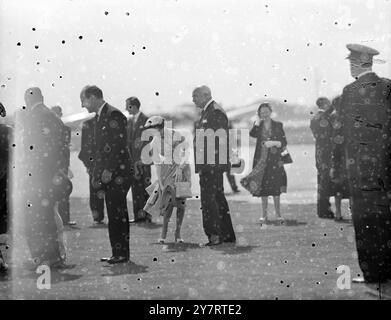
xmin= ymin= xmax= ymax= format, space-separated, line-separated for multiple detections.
xmin=331 ymin=44 xmax=391 ymax=286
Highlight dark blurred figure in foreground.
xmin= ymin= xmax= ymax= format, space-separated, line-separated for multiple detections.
xmin=0 ymin=102 xmax=11 ymax=275
xmin=51 ymin=106 xmax=76 ymax=226
xmin=125 ymin=96 xmax=152 ymax=224
xmin=78 ymin=116 xmax=106 ymax=225
xmin=331 ymin=44 xmax=391 ymax=291
xmin=310 ymin=97 xmax=349 ymax=220
xmin=14 ymin=88 xmax=71 ymax=268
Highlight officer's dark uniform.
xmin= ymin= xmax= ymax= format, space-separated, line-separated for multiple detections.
xmin=332 ymin=44 xmax=391 ymax=283
xmin=194 ymin=100 xmax=236 ymax=244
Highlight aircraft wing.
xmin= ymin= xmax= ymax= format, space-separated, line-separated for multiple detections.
xmin=62 ymin=110 xmax=132 ymax=128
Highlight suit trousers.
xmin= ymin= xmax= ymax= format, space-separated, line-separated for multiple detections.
xmin=316 ymin=170 xmax=333 ymax=218
xmin=103 ymin=177 xmax=131 ymax=258
xmin=351 ymin=191 xmax=391 ymax=283
xmin=225 ymin=171 xmax=239 ymax=192
xmin=199 ymin=170 xmax=236 ymax=243
xmin=131 ymin=166 xmax=151 ymax=220
xmin=58 ymin=196 xmax=70 ymax=224
xmin=0 ymin=176 xmax=8 ymax=234
xmin=89 ymin=173 xmax=105 ymax=222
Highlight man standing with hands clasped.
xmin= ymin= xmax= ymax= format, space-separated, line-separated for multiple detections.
xmin=193 ymin=85 xmax=236 ymax=246
xmin=80 ymin=85 xmax=132 ymax=264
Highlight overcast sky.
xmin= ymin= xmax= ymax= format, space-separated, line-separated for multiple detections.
xmin=1 ymin=0 xmax=390 ymax=117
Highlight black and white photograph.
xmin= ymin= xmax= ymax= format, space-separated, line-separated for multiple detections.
xmin=0 ymin=0 xmax=391 ymax=306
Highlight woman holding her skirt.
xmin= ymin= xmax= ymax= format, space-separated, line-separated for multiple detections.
xmin=241 ymin=103 xmax=288 ymax=222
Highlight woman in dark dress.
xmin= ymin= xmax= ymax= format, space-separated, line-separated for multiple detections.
xmin=240 ymin=103 xmax=288 ymax=222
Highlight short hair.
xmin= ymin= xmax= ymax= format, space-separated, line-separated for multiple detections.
xmin=24 ymin=87 xmax=44 ymax=107
xmin=0 ymin=102 xmax=6 ymax=117
xmin=258 ymin=102 xmax=272 ymax=114
xmin=126 ymin=96 xmax=141 ymax=108
xmin=51 ymin=106 xmax=62 ymax=117
xmin=316 ymin=97 xmax=331 ymax=108
xmin=83 ymin=85 xmax=103 ymax=99
xmin=193 ymin=85 xmax=212 ymax=98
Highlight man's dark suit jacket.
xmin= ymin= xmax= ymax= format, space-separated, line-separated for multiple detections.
xmin=127 ymin=112 xmax=149 ymax=165
xmin=78 ymin=117 xmax=96 ymax=172
xmin=194 ymin=101 xmax=230 ymax=174
xmin=0 ymin=123 xmax=11 ymax=234
xmin=93 ymin=103 xmax=131 ymax=185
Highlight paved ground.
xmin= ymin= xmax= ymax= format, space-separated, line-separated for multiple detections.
xmin=0 ymin=195 xmax=383 ymax=300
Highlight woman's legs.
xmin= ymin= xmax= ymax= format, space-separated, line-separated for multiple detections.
xmin=273 ymin=196 xmax=282 ymax=219
xmin=54 ymin=202 xmax=66 ymax=262
xmin=175 ymin=206 xmax=185 ymax=242
xmin=160 ymin=206 xmax=174 ymax=242
xmin=261 ymin=197 xmax=268 ymax=220
xmin=334 ymin=194 xmax=342 ymax=219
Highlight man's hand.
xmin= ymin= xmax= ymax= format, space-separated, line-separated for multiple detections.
xmin=68 ymin=168 xmax=74 ymax=180
xmin=101 ymin=169 xmax=112 ymax=184
xmin=255 ymin=118 xmax=261 ymax=126
xmin=329 ymin=168 xmax=336 ymax=180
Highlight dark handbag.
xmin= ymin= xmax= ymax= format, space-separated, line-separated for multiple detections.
xmin=281 ymin=149 xmax=293 ymax=164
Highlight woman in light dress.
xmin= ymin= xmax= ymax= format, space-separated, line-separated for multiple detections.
xmin=143 ymin=116 xmax=192 ymax=243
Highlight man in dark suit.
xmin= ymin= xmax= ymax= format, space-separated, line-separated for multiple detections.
xmin=193 ymin=85 xmax=236 ymax=246
xmin=78 ymin=117 xmax=105 ymax=225
xmin=0 ymin=102 xmax=10 ymax=274
xmin=310 ymin=97 xmax=336 ymax=219
xmin=331 ymin=44 xmax=391 ymax=290
xmin=125 ymin=97 xmax=152 ymax=224
xmin=51 ymin=106 xmax=77 ymax=226
xmin=80 ymin=85 xmax=132 ymax=264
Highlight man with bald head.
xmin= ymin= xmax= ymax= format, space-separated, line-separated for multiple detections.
xmin=15 ymin=87 xmax=70 ymax=268
xmin=193 ymin=85 xmax=236 ymax=246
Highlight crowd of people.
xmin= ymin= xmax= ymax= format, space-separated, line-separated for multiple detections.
xmin=0 ymin=43 xmax=390 ymax=297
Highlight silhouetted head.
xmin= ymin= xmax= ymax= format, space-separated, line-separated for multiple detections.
xmin=0 ymin=102 xmax=5 ymax=117
xmin=192 ymin=85 xmax=212 ymax=109
xmin=257 ymin=102 xmax=272 ymax=120
xmin=51 ymin=105 xmax=63 ymax=118
xmin=125 ymin=96 xmax=141 ymax=115
xmin=80 ymin=85 xmax=104 ymax=113
xmin=24 ymin=87 xmax=44 ymax=109
xmin=346 ymin=44 xmax=378 ymax=79
xmin=316 ymin=97 xmax=331 ymax=111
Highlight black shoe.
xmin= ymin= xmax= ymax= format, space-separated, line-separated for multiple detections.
xmin=50 ymin=259 xmax=69 ymax=269
xmin=203 ymin=240 xmax=222 ymax=247
xmin=233 ymin=189 xmax=240 ymax=194
xmin=319 ymin=211 xmax=335 ymax=219
xmin=100 ymin=256 xmax=113 ymax=262
xmin=145 ymin=214 xmax=152 ymax=223
xmin=94 ymin=220 xmax=105 ymax=225
xmin=129 ymin=218 xmax=144 ymax=224
xmin=107 ymin=256 xmax=129 ymax=264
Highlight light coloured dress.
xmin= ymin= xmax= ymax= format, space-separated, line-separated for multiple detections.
xmin=144 ymin=128 xmax=191 ymax=216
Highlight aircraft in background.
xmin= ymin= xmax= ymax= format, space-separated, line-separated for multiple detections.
xmin=62 ymin=99 xmax=266 ymax=130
